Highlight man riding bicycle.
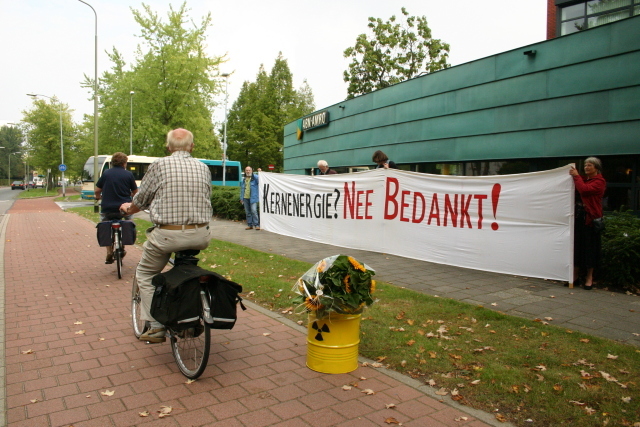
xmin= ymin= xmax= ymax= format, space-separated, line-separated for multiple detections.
xmin=95 ymin=152 xmax=138 ymax=264
xmin=120 ymin=128 xmax=213 ymax=343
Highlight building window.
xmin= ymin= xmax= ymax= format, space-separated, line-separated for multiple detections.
xmin=558 ymin=0 xmax=639 ymax=35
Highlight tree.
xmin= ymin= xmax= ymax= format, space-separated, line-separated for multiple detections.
xmin=0 ymin=125 xmax=25 ymax=182
xmin=343 ymin=7 xmax=450 ymax=99
xmin=226 ymin=53 xmax=315 ymax=171
xmin=22 ymin=98 xmax=75 ymax=187
xmin=84 ymin=2 xmax=225 ymax=158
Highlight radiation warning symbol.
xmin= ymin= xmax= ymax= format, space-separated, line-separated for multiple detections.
xmin=311 ymin=321 xmax=330 ymax=341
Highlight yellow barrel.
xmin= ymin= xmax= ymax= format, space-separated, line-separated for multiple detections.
xmin=306 ymin=313 xmax=361 ymax=374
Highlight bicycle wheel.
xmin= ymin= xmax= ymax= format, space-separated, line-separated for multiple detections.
xmin=131 ymin=274 xmax=148 ymax=338
xmin=170 ymin=318 xmax=211 ymax=379
xmin=114 ymin=231 xmax=123 ymax=279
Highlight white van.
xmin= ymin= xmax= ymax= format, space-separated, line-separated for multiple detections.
xmin=33 ymin=177 xmax=45 ymax=188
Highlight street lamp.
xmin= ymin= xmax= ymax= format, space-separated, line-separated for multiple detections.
xmin=27 ymin=93 xmax=65 ymax=196
xmin=78 ymin=0 xmax=99 ymax=212
xmin=130 ymin=91 xmax=134 ymax=155
xmin=221 ymin=73 xmax=230 ymax=186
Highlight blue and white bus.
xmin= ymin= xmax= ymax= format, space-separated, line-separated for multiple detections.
xmin=197 ymin=159 xmax=242 ymax=187
xmin=81 ymin=156 xmax=242 ymax=199
xmin=81 ymin=155 xmax=159 ymax=200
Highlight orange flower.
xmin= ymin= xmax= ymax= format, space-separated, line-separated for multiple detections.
xmin=343 ymin=274 xmax=352 ymax=292
xmin=348 ymin=256 xmax=366 ymax=272
xmin=304 ymin=296 xmax=324 ymax=311
xmin=369 ymin=279 xmax=376 ymax=294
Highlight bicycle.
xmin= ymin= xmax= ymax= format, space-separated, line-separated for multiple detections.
xmin=132 ymin=250 xmax=213 ymax=379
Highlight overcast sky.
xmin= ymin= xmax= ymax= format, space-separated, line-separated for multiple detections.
xmin=0 ymin=0 xmax=547 ymax=127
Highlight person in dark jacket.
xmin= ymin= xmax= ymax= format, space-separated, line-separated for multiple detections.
xmin=95 ymin=152 xmax=138 ymax=264
xmin=570 ymin=157 xmax=606 ymax=290
xmin=317 ymin=160 xmax=337 ymax=175
xmin=372 ymin=150 xmax=398 ymax=169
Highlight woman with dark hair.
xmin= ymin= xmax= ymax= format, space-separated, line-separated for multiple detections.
xmin=569 ymin=157 xmax=606 ymax=290
xmin=372 ymin=150 xmax=398 ymax=169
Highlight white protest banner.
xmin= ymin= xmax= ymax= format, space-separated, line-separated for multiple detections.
xmin=260 ymin=166 xmax=574 ymax=281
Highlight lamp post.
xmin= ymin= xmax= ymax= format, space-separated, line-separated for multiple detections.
xmin=130 ymin=91 xmax=134 ymax=155
xmin=78 ymin=0 xmax=99 ymax=212
xmin=221 ymin=73 xmax=230 ymax=186
xmin=27 ymin=93 xmax=65 ymax=196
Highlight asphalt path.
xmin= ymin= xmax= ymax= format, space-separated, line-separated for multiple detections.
xmin=0 ymin=186 xmax=22 ymax=216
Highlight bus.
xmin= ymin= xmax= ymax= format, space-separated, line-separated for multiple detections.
xmin=197 ymin=159 xmax=242 ymax=187
xmin=81 ymin=156 xmax=242 ymax=199
xmin=81 ymin=155 xmax=159 ymax=200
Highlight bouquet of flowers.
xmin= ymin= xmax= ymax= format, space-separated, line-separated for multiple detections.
xmin=292 ymin=255 xmax=376 ymax=319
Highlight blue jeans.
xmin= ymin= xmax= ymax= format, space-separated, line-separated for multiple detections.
xmin=243 ymin=199 xmax=259 ymax=227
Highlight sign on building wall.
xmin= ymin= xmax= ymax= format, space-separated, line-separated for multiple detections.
xmin=297 ymin=111 xmax=330 ymax=140
xmin=260 ymin=167 xmax=574 ymax=281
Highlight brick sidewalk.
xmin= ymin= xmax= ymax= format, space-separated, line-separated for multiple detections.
xmin=1 ymin=198 xmax=499 ymax=427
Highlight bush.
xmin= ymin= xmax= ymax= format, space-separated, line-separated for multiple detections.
xmin=599 ymin=211 xmax=640 ymax=292
xmin=211 ymin=185 xmax=246 ymax=221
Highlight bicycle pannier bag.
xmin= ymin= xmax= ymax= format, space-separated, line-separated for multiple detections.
xmin=151 ymin=264 xmax=244 ymax=330
xmin=120 ymin=220 xmax=136 ymax=245
xmin=95 ymin=220 xmax=136 ymax=247
xmin=96 ymin=222 xmax=112 ymax=247
xmin=207 ymin=272 xmax=244 ymax=329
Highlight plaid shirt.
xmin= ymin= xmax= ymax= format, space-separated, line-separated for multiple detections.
xmin=133 ymin=151 xmax=212 ymax=225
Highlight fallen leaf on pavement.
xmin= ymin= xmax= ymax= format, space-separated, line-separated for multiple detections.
xmin=101 ymin=390 xmax=115 ymax=397
xmin=384 ymin=417 xmax=401 ymax=425
xmin=386 ymin=403 xmax=396 ymax=409
xmin=158 ymin=406 xmax=173 ymax=418
xmin=21 ymin=349 xmax=34 ymax=354
xmin=361 ymin=389 xmax=375 ymax=395
xmin=139 ymin=411 xmax=150 ymax=417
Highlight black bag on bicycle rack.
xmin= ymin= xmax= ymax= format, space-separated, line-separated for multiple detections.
xmin=151 ymin=264 xmax=245 ymax=330
xmin=95 ymin=220 xmax=136 ymax=246
xmin=96 ymin=222 xmax=112 ymax=247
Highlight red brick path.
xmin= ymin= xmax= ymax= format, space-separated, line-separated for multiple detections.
xmin=2 ymin=197 xmax=493 ymax=426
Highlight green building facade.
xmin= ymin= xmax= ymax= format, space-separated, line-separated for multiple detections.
xmin=284 ymin=15 xmax=640 ymax=212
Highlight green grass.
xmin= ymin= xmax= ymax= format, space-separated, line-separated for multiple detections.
xmin=67 ymin=208 xmax=640 ymax=427
xmin=17 ymin=188 xmax=59 ymax=198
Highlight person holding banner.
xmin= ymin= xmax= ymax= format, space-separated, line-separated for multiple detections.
xmin=317 ymin=160 xmax=337 ymax=175
xmin=570 ymin=157 xmax=606 ymax=290
xmin=240 ymin=166 xmax=260 ymax=230
xmin=372 ymin=150 xmax=398 ymax=169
